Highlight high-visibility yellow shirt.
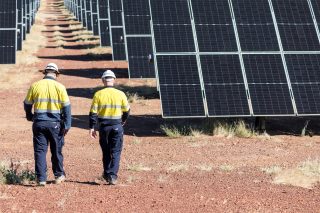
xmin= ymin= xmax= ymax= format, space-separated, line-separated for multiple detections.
xmin=90 ymin=87 xmax=130 ymax=120
xmin=24 ymin=78 xmax=70 ymax=113
xmin=24 ymin=77 xmax=72 ymax=129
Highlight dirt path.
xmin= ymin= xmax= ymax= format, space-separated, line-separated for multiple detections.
xmin=1 ymin=0 xmax=320 ymax=212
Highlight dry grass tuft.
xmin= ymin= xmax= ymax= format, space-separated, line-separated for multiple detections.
xmin=219 ymin=164 xmax=234 ymax=172
xmin=189 ymin=128 xmax=203 ymax=137
xmin=272 ymin=159 xmax=320 ymax=189
xmin=85 ymin=47 xmax=112 ymax=55
xmin=213 ymin=120 xmax=254 ymax=138
xmin=127 ymin=163 xmax=152 ymax=172
xmin=196 ymin=164 xmax=213 ymax=172
xmin=261 ymin=165 xmax=282 ymax=175
xmin=167 ymin=164 xmax=189 ymax=172
xmin=160 ymin=125 xmax=182 ymax=138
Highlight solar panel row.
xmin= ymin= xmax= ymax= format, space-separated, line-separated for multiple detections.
xmin=0 ymin=0 xmax=40 ymax=64
xmin=63 ymin=0 xmax=320 ymax=118
xmin=150 ymin=0 xmax=320 ymax=117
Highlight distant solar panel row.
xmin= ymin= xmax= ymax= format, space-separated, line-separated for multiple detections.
xmin=0 ymin=0 xmax=40 ymax=64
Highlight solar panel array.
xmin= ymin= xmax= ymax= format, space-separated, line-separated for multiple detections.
xmin=0 ymin=0 xmax=39 ymax=64
xmin=64 ymin=0 xmax=320 ymax=118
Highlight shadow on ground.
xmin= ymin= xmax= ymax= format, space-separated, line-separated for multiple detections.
xmin=67 ymin=84 xmax=158 ymax=99
xmin=38 ymin=53 xmax=112 ymax=61
xmin=60 ymin=68 xmax=128 ymax=80
xmin=72 ymin=114 xmax=165 ymax=137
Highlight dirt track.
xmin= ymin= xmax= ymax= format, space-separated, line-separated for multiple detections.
xmin=1 ymin=1 xmax=320 ymax=212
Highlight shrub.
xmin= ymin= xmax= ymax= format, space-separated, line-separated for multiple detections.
xmin=0 ymin=161 xmax=36 ymax=185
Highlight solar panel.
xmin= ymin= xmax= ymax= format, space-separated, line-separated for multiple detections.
xmin=122 ymin=0 xmax=155 ymax=78
xmin=272 ymin=0 xmax=320 ymax=51
xmin=99 ymin=20 xmax=111 ymax=46
xmin=151 ymin=0 xmax=195 ymax=53
xmin=77 ymin=0 xmax=82 ymax=22
xmin=157 ymin=55 xmax=205 ymax=117
xmin=92 ymin=0 xmax=99 ymax=35
xmin=81 ymin=0 xmax=87 ymax=27
xmin=22 ymin=0 xmax=26 ymax=40
xmin=98 ymin=0 xmax=108 ymax=19
xmin=85 ymin=0 xmax=93 ymax=31
xmin=123 ymin=0 xmax=151 ymax=35
xmin=126 ymin=36 xmax=155 ymax=78
xmin=201 ymin=55 xmax=250 ymax=116
xmin=0 ymin=0 xmax=16 ymax=28
xmin=191 ymin=0 xmax=237 ymax=52
xmin=109 ymin=0 xmax=127 ymax=60
xmin=26 ymin=0 xmax=31 ymax=33
xmin=17 ymin=0 xmax=23 ymax=51
xmin=97 ymin=0 xmax=110 ymax=46
xmin=232 ymin=0 xmax=279 ymax=51
xmin=286 ymin=54 xmax=320 ymax=115
xmin=0 ymin=30 xmax=16 ymax=64
xmin=111 ymin=27 xmax=126 ymax=60
xmin=243 ymin=54 xmax=294 ymax=115
xmin=0 ymin=0 xmax=16 ymax=64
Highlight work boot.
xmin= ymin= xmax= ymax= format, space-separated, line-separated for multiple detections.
xmin=37 ymin=181 xmax=46 ymax=186
xmin=54 ymin=175 xmax=66 ymax=184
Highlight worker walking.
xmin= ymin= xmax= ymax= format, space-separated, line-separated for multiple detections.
xmin=24 ymin=63 xmax=71 ymax=186
xmin=89 ymin=70 xmax=130 ymax=185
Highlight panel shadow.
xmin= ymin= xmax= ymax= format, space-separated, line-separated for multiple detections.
xmin=72 ymin=114 xmax=165 ymax=137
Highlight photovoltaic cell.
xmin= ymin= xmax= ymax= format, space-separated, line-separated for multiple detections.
xmin=272 ymin=0 xmax=320 ymax=51
xmin=232 ymin=0 xmax=279 ymax=51
xmin=286 ymin=54 xmax=320 ymax=114
xmin=201 ymin=55 xmax=250 ymax=116
xmin=191 ymin=0 xmax=237 ymax=52
xmin=157 ymin=55 xmax=205 ymax=117
xmin=243 ymin=54 xmax=294 ymax=115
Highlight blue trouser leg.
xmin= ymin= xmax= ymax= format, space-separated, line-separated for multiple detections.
xmin=48 ymin=122 xmax=65 ymax=178
xmin=33 ymin=121 xmax=65 ymax=182
xmin=99 ymin=124 xmax=123 ymax=180
xmin=33 ymin=122 xmax=49 ymax=182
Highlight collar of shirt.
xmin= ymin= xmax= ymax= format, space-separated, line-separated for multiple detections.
xmin=43 ymin=76 xmax=56 ymax=80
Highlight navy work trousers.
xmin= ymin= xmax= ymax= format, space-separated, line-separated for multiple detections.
xmin=99 ymin=124 xmax=124 ymax=180
xmin=32 ymin=121 xmax=65 ymax=182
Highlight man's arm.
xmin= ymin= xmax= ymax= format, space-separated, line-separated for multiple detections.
xmin=24 ymin=102 xmax=33 ymax=121
xmin=61 ymin=88 xmax=72 ymax=135
xmin=24 ymin=87 xmax=34 ymax=121
xmin=89 ymin=94 xmax=98 ymax=138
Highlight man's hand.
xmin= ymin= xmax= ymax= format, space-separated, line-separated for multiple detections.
xmin=63 ymin=129 xmax=69 ymax=136
xmin=89 ymin=128 xmax=97 ymax=139
xmin=26 ymin=113 xmax=33 ymax=122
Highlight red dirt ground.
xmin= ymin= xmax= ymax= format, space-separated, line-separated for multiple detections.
xmin=1 ymin=1 xmax=320 ymax=212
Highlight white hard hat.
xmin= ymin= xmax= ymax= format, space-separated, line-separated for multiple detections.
xmin=101 ymin=70 xmax=116 ymax=79
xmin=44 ymin=63 xmax=59 ymax=74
